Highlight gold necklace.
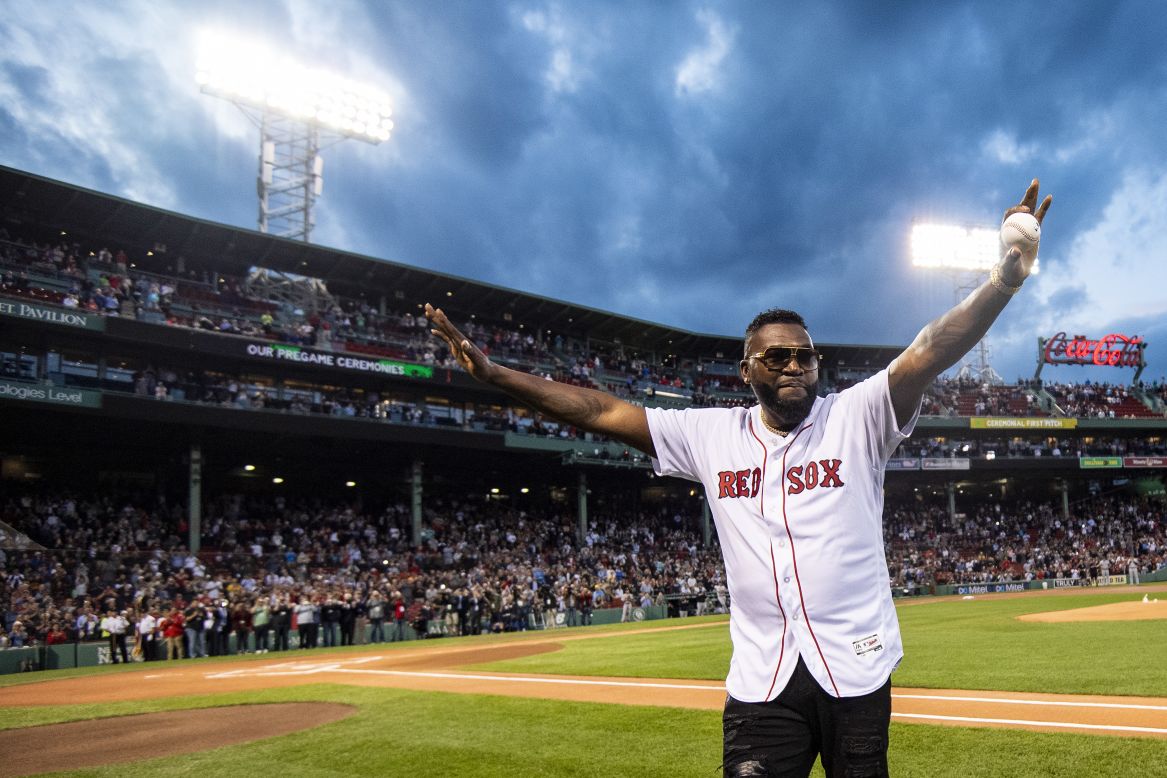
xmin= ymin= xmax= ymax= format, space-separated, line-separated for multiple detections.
xmin=759 ymin=411 xmax=790 ymax=437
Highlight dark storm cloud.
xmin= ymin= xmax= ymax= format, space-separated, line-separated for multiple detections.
xmin=4 ymin=0 xmax=1167 ymax=381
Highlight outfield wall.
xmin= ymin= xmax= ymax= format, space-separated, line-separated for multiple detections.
xmin=931 ymin=575 xmax=1154 ymax=596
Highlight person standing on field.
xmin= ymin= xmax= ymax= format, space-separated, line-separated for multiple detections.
xmin=161 ymin=608 xmax=184 ymax=660
xmin=137 ymin=609 xmax=157 ymax=661
xmin=252 ymin=598 xmax=271 ymax=654
xmin=426 ymin=180 xmax=1051 ymax=777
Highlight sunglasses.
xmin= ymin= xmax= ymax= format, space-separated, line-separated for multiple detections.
xmin=742 ymin=346 xmax=821 ymax=371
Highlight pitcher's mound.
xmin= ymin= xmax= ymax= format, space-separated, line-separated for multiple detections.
xmin=0 ymin=701 xmax=356 ymax=776
xmin=1018 ymin=598 xmax=1167 ymax=623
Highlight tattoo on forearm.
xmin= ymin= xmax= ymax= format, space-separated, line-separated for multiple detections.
xmin=541 ymin=392 xmax=605 ymax=425
xmin=913 ymin=282 xmax=1010 ymax=375
xmin=497 ymin=371 xmax=607 ymax=428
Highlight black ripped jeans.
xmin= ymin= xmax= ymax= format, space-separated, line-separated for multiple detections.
xmin=722 ymin=656 xmax=890 ymax=778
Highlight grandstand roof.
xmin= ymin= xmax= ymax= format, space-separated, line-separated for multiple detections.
xmin=0 ymin=165 xmax=904 ymax=364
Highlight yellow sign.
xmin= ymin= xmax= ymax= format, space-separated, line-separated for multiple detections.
xmin=969 ymin=417 xmax=1078 ymax=430
xmin=1080 ymin=457 xmax=1122 ymax=469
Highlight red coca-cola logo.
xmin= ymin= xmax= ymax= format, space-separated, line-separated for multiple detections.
xmin=1042 ymin=332 xmax=1144 ymax=367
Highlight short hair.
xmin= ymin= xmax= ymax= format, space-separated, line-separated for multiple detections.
xmin=744 ymin=308 xmax=809 ymax=350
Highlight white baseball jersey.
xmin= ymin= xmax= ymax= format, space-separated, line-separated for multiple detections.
xmin=646 ymin=369 xmax=918 ymax=701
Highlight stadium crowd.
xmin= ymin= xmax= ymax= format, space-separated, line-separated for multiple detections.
xmin=0 ymin=490 xmax=723 ymax=657
xmin=885 ymin=494 xmax=1164 ymax=590
xmin=1 ymin=485 xmax=1163 ymax=656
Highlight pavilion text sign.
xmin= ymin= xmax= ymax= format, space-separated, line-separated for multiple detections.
xmin=0 ymin=299 xmax=105 ymax=331
xmin=1042 ymin=332 xmax=1144 ymax=368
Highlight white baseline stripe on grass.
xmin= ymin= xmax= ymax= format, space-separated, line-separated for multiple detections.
xmin=205 ymin=664 xmax=1167 ymax=722
xmin=892 ymin=712 xmax=1167 ymax=736
xmin=893 ymin=693 xmax=1167 ymax=712
xmin=334 ymin=668 xmax=723 ymax=691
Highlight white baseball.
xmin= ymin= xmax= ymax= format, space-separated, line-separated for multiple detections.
xmin=1000 ymin=212 xmax=1041 ymax=256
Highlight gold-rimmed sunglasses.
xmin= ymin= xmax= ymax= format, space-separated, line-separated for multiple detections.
xmin=741 ymin=346 xmax=821 ymax=371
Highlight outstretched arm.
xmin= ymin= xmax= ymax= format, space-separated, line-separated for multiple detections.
xmin=424 ymin=303 xmax=655 ymax=457
xmin=888 ymin=179 xmax=1053 ymax=427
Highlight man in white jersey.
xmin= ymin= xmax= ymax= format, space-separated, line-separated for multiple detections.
xmin=426 ymin=180 xmax=1051 ymax=777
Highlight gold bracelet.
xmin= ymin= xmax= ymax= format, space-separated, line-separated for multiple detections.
xmin=990 ymin=264 xmax=1024 ymax=296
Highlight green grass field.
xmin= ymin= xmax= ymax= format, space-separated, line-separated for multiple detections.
xmin=481 ymin=591 xmax=1167 ymax=696
xmin=2 ymin=589 xmax=1165 ymax=777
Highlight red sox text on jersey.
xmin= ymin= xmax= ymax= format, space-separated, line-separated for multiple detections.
xmin=718 ymin=459 xmax=844 ymax=498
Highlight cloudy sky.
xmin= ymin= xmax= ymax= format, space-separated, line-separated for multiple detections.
xmin=2 ymin=1 xmax=1165 ymax=382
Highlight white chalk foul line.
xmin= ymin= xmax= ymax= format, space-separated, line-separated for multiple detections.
xmin=204 ymin=655 xmax=387 ymax=679
xmin=334 ymin=668 xmax=723 ymax=691
xmin=892 ymin=712 xmax=1167 ymax=736
xmin=326 ymin=670 xmax=1167 ymax=735
xmin=333 ymin=669 xmax=1167 ymax=716
xmin=201 ymin=664 xmax=1167 ymax=733
xmin=893 ymin=693 xmax=1167 ymax=712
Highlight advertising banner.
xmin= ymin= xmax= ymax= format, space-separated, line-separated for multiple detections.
xmin=0 ymin=299 xmax=106 ymax=331
xmin=969 ymin=417 xmax=1077 ymax=429
xmin=921 ymin=458 xmax=971 ymax=471
xmin=1042 ymin=331 xmax=1145 ymax=368
xmin=1045 ymin=577 xmax=1090 ymax=588
xmin=240 ymin=342 xmax=435 ymax=379
xmin=953 ymin=582 xmax=1027 ymax=595
xmin=0 ymin=379 xmax=102 ymax=408
xmin=885 ymin=458 xmax=921 ymax=471
xmin=1079 ymin=457 xmax=1123 ymax=469
xmin=1124 ymin=456 xmax=1167 ymax=468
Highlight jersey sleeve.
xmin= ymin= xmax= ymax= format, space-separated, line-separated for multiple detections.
xmin=644 ymin=407 xmax=703 ymax=482
xmin=837 ymin=368 xmax=919 ymax=464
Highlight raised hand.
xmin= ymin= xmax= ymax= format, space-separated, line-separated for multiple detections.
xmin=424 ymin=303 xmax=495 ymax=381
xmin=1001 ymin=178 xmax=1053 ymax=280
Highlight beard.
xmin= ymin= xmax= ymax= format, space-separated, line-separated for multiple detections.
xmin=752 ymin=379 xmax=819 ymax=430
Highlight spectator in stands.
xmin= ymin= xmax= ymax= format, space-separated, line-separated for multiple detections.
xmin=8 ymin=621 xmax=28 ymax=648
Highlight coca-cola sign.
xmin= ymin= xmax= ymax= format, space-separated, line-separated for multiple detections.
xmin=1042 ymin=332 xmax=1145 ymax=368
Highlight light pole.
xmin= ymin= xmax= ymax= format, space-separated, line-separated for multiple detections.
xmin=910 ymin=221 xmax=1040 ymax=384
xmin=195 ymin=32 xmax=394 ymax=243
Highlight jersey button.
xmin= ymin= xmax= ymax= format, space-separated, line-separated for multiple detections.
xmin=778 ymin=540 xmax=787 ymax=548
xmin=793 ymin=614 xmax=800 ymax=621
xmin=783 ymin=576 xmax=790 ymax=583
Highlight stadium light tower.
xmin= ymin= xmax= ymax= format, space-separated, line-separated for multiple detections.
xmin=910 ymin=222 xmax=1041 ymax=384
xmin=195 ymin=32 xmax=394 ymax=242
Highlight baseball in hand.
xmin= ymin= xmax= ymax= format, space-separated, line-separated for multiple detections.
xmin=1000 ymin=212 xmax=1041 ymax=257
